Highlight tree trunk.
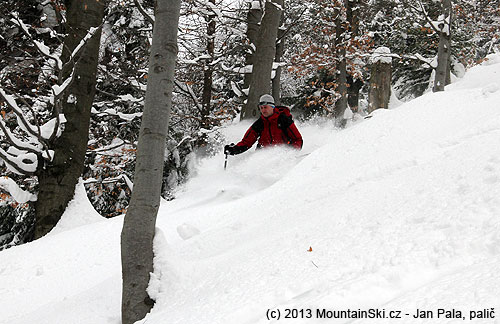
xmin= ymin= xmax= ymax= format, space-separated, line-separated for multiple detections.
xmin=335 ymin=53 xmax=348 ymax=125
xmin=346 ymin=0 xmax=362 ymax=112
xmin=242 ymin=2 xmax=263 ymax=97
xmin=433 ymin=0 xmax=452 ymax=92
xmin=241 ymin=0 xmax=283 ymax=120
xmin=120 ymin=0 xmax=180 ymax=323
xmin=34 ymin=0 xmax=106 ymax=239
xmin=272 ymin=6 xmax=285 ymax=105
xmin=347 ymin=76 xmax=363 ymax=112
xmin=368 ymin=52 xmax=392 ymax=113
xmin=346 ymin=0 xmax=359 ymax=37
xmin=333 ymin=3 xmax=348 ymax=126
xmin=201 ymin=0 xmax=216 ymax=125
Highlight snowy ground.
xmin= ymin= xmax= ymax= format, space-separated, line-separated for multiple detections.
xmin=1 ymin=54 xmax=499 ymax=324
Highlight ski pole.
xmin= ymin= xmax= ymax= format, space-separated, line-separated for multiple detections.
xmin=224 ymin=153 xmax=228 ymax=170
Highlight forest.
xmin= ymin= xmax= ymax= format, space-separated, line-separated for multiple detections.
xmin=1 ymin=0 xmax=497 ymax=249
xmin=0 ymin=0 xmax=498 ymax=254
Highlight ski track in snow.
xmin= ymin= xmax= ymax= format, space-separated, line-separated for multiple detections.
xmin=0 ymin=54 xmax=500 ymax=324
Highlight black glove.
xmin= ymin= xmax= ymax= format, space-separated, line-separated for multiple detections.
xmin=224 ymin=143 xmax=236 ymax=155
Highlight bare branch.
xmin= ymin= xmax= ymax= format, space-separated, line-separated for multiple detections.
xmin=133 ymin=0 xmax=155 ymax=25
xmin=174 ymin=80 xmax=203 ymax=111
xmin=277 ymin=7 xmax=308 ymax=43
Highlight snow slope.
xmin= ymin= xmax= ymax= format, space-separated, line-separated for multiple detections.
xmin=0 ymin=54 xmax=499 ymax=324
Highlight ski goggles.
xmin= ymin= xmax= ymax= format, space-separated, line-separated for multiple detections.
xmin=258 ymin=102 xmax=275 ymax=107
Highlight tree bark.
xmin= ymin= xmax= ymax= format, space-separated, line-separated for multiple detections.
xmin=433 ymin=0 xmax=452 ymax=92
xmin=241 ymin=0 xmax=283 ymax=120
xmin=201 ymin=0 xmax=216 ymax=125
xmin=272 ymin=6 xmax=285 ymax=105
xmin=368 ymin=57 xmax=392 ymax=113
xmin=333 ymin=2 xmax=348 ymax=126
xmin=242 ymin=2 xmax=263 ymax=97
xmin=346 ymin=0 xmax=362 ymax=111
xmin=120 ymin=0 xmax=180 ymax=323
xmin=34 ymin=0 xmax=106 ymax=239
xmin=335 ymin=53 xmax=348 ymax=125
xmin=346 ymin=0 xmax=359 ymax=37
xmin=347 ymin=76 xmax=363 ymax=112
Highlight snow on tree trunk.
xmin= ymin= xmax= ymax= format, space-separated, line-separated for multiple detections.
xmin=242 ymin=1 xmax=263 ymax=97
xmin=368 ymin=47 xmax=392 ymax=113
xmin=433 ymin=0 xmax=452 ymax=92
xmin=120 ymin=0 xmax=180 ymax=323
xmin=242 ymin=0 xmax=283 ymax=120
xmin=272 ymin=7 xmax=285 ymax=105
xmin=34 ymin=0 xmax=106 ymax=239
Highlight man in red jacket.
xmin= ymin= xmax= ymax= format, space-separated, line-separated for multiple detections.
xmin=224 ymin=94 xmax=303 ymax=155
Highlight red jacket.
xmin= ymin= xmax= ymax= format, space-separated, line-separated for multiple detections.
xmin=235 ymin=107 xmax=303 ymax=153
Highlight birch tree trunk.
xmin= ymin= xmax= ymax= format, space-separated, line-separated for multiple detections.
xmin=242 ymin=0 xmax=283 ymax=120
xmin=35 ymin=0 xmax=106 ymax=238
xmin=121 ymin=0 xmax=180 ymax=323
xmin=433 ymin=0 xmax=452 ymax=92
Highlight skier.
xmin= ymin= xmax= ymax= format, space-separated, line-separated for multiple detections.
xmin=224 ymin=94 xmax=303 ymax=155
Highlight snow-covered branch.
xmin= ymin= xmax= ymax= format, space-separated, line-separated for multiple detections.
xmin=426 ymin=14 xmax=450 ymax=35
xmin=400 ymin=0 xmax=449 ymax=35
xmin=11 ymin=13 xmax=63 ymax=70
xmin=84 ymin=174 xmax=134 ymax=191
xmin=0 ymin=118 xmax=41 ymax=155
xmin=412 ymin=53 xmax=436 ymax=68
xmin=0 ymin=177 xmax=37 ymax=203
xmin=0 ymin=87 xmax=63 ymax=166
xmin=0 ymin=147 xmax=37 ymax=175
xmin=0 ymin=89 xmax=41 ymax=139
xmin=7 ymin=13 xmax=102 ymax=145
xmin=60 ymin=26 xmax=101 ymax=79
xmin=0 ymin=88 xmax=64 ymax=172
xmin=87 ymin=137 xmax=136 ymax=155
xmin=91 ymin=106 xmax=143 ymax=122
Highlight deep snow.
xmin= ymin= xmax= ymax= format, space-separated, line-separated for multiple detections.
xmin=0 ymin=54 xmax=499 ymax=324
